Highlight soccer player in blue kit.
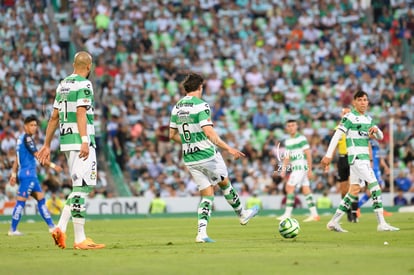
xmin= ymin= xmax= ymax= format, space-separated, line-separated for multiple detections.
xmin=8 ymin=115 xmax=62 ymax=236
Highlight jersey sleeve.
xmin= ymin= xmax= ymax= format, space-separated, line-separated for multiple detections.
xmin=53 ymin=83 xmax=62 ymax=109
xmin=169 ymin=106 xmax=178 ymax=129
xmin=300 ymin=135 xmax=310 ymax=151
xmin=77 ymin=80 xmax=93 ymax=108
xmin=338 ymin=113 xmax=352 ymax=133
xmin=199 ymin=103 xmax=213 ymax=128
xmin=23 ymin=134 xmax=38 ymax=155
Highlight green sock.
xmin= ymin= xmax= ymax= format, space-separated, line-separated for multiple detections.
xmin=338 ymin=193 xmax=358 ymax=213
xmin=197 ymin=196 xmax=214 ymax=237
xmin=220 ymin=182 xmax=242 ymax=216
xmin=368 ymin=182 xmax=383 ymax=210
xmin=286 ymin=193 xmax=295 ymax=208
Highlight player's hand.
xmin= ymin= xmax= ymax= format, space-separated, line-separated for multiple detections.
xmin=228 ymin=148 xmax=245 ymax=160
xmin=79 ymin=142 xmax=89 ymax=160
xmin=368 ymin=126 xmax=378 ymax=138
xmin=307 ymin=169 xmax=313 ymax=180
xmin=320 ymin=157 xmax=331 ymax=172
xmin=37 ymin=146 xmax=51 ymax=165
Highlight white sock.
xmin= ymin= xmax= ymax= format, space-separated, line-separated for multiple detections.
xmin=332 ymin=209 xmax=345 ymax=223
xmin=73 ymin=217 xmax=86 ymax=244
xmin=284 ymin=206 xmax=293 ymax=217
xmin=374 ymin=209 xmax=386 ymax=225
xmin=57 ymin=205 xmax=71 ymax=233
xmin=309 ymin=206 xmax=318 ymax=217
xmin=197 ymin=221 xmax=208 ymax=238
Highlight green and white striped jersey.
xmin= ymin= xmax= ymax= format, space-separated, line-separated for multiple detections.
xmin=170 ymin=96 xmax=216 ymax=165
xmin=53 ymin=74 xmax=95 ymax=151
xmin=285 ymin=133 xmax=310 ymax=171
xmin=338 ymin=109 xmax=375 ymax=164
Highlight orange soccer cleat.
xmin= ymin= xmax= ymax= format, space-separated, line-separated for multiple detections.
xmin=52 ymin=227 xmax=67 ymax=249
xmin=74 ymin=238 xmax=106 ymax=250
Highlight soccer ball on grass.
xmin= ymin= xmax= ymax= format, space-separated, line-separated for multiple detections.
xmin=278 ymin=217 xmax=300 ymax=239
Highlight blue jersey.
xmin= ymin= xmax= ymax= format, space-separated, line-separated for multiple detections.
xmin=16 ymin=133 xmax=38 ymax=178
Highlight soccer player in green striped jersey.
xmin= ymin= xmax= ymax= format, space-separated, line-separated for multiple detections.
xmin=321 ymin=90 xmax=399 ymax=232
xmin=277 ymin=120 xmax=320 ymax=223
xmin=169 ymin=73 xmax=259 ymax=243
xmin=38 ymin=51 xmax=105 ymax=249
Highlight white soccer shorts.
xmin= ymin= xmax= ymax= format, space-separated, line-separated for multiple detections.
xmin=349 ymin=159 xmax=377 ymax=187
xmin=187 ymin=152 xmax=228 ymax=191
xmin=65 ymin=147 xmax=97 ymax=187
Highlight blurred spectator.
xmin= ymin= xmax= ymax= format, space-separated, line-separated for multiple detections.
xmin=127 ymin=146 xmax=147 ymax=182
xmin=246 ymin=190 xmax=263 ymax=210
xmin=316 ymin=190 xmax=333 ymax=209
xmin=46 ymin=192 xmax=65 ymax=216
xmin=149 ymin=192 xmax=167 ymax=214
xmin=395 ymin=171 xmax=413 ymax=192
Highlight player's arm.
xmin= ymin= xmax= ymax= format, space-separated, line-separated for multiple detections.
xmin=280 ymin=154 xmax=290 ymax=177
xmin=380 ymin=155 xmax=390 ymax=174
xmin=321 ymin=128 xmax=344 ymax=169
xmin=44 ymin=110 xmax=60 ymax=147
xmin=202 ymin=125 xmax=245 ymax=160
xmin=24 ymin=133 xmax=62 ymax=172
xmin=169 ymin=127 xmax=182 ymax=144
xmin=34 ymin=152 xmax=63 ymax=173
xmin=38 ymin=108 xmax=60 ymax=165
xmin=9 ymin=153 xmax=18 ymax=185
xmin=77 ymin=105 xmax=89 ymax=160
xmin=304 ymin=148 xmax=313 ymax=176
xmin=368 ymin=125 xmax=383 ymax=140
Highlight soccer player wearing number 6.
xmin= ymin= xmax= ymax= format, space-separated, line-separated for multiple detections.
xmin=38 ymin=51 xmax=105 ymax=249
xmin=277 ymin=120 xmax=320 ymax=223
xmin=169 ymin=73 xmax=259 ymax=243
xmin=321 ymin=90 xmax=399 ymax=232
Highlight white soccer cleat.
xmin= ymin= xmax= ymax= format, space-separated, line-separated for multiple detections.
xmin=240 ymin=205 xmax=259 ymax=225
xmin=327 ymin=221 xmax=348 ymax=233
xmin=8 ymin=230 xmax=24 ymax=236
xmin=195 ymin=236 xmax=216 ymax=243
xmin=377 ymin=223 xmax=400 ymax=232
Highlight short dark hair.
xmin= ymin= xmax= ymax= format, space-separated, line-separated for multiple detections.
xmin=353 ymin=90 xmax=368 ymax=99
xmin=286 ymin=119 xmax=297 ymax=123
xmin=24 ymin=115 xmax=38 ymax=124
xmin=182 ymin=73 xmax=204 ymax=93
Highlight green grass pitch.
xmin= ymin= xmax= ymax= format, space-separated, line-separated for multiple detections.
xmin=1 ymin=212 xmax=413 ymax=275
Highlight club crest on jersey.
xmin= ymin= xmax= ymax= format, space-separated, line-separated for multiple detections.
xmin=90 ymin=171 xmax=97 ymax=180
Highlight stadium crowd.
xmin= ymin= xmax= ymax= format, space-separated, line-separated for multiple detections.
xmin=0 ymin=0 xmax=414 ymax=209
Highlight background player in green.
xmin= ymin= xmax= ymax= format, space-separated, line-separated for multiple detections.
xmin=38 ymin=51 xmax=105 ymax=249
xmin=277 ymin=119 xmax=320 ymax=222
xmin=169 ymin=73 xmax=259 ymax=243
xmin=321 ymin=90 xmax=399 ymax=232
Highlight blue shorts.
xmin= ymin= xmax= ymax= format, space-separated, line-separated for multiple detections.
xmin=17 ymin=177 xmax=42 ymax=198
